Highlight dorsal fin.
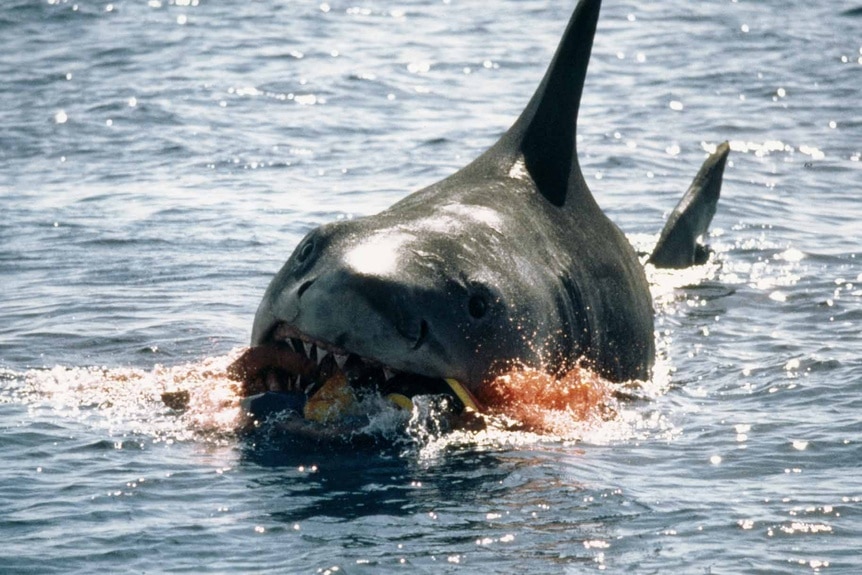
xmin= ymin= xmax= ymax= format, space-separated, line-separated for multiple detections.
xmin=470 ymin=0 xmax=601 ymax=207
xmin=648 ymin=142 xmax=730 ymax=269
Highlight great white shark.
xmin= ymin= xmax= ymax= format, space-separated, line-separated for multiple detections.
xmin=230 ymin=0 xmax=730 ymax=423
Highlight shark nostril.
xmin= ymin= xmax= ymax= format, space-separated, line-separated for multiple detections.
xmin=297 ymin=279 xmax=315 ymax=299
xmin=412 ymin=319 xmax=429 ymax=351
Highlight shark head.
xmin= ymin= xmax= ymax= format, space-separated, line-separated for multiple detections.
xmin=250 ymin=181 xmax=595 ymax=393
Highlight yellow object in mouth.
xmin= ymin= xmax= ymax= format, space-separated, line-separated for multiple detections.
xmin=385 ymin=393 xmax=414 ymax=411
xmin=444 ymin=378 xmax=480 ymax=412
xmin=304 ymin=372 xmax=481 ymax=422
xmin=385 ymin=379 xmax=480 ymax=413
xmin=303 ymin=372 xmax=357 ymax=423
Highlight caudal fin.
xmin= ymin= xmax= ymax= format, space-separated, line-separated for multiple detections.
xmin=648 ymin=142 xmax=730 ymax=269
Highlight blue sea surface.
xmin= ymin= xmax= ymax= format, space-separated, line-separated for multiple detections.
xmin=1 ymin=0 xmax=860 ymax=573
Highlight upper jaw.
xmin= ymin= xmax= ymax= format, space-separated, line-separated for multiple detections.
xmin=269 ymin=322 xmax=352 ymax=364
xmin=242 ymin=320 xmax=402 ymax=395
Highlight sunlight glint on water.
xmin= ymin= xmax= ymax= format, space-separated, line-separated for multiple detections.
xmin=2 ymin=0 xmax=861 ymax=571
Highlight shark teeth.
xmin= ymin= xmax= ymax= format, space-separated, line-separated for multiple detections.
xmin=273 ymin=329 xmax=398 ymax=383
xmin=258 ymin=322 xmax=479 ymax=413
xmin=235 ymin=323 xmax=480 ymax=416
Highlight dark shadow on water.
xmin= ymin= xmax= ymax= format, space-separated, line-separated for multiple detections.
xmin=682 ymin=280 xmax=736 ymax=301
xmin=238 ymin=429 xmax=516 ymax=523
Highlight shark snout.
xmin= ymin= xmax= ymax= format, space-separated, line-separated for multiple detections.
xmin=272 ymin=269 xmax=445 ymax=370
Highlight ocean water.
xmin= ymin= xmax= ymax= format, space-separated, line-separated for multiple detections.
xmin=1 ymin=0 xmax=861 ymax=573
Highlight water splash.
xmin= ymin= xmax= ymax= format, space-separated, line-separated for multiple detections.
xmin=3 ymin=352 xmax=247 ymax=445
xmin=3 ymin=351 xmax=679 ymax=455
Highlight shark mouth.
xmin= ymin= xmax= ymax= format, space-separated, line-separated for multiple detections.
xmin=229 ymin=322 xmax=480 ymax=424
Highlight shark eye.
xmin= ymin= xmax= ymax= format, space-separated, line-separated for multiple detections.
xmin=468 ymin=294 xmax=487 ymax=319
xmin=296 ymin=238 xmax=315 ymax=263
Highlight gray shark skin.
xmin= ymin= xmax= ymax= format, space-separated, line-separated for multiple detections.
xmin=246 ymin=0 xmax=728 ymax=399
